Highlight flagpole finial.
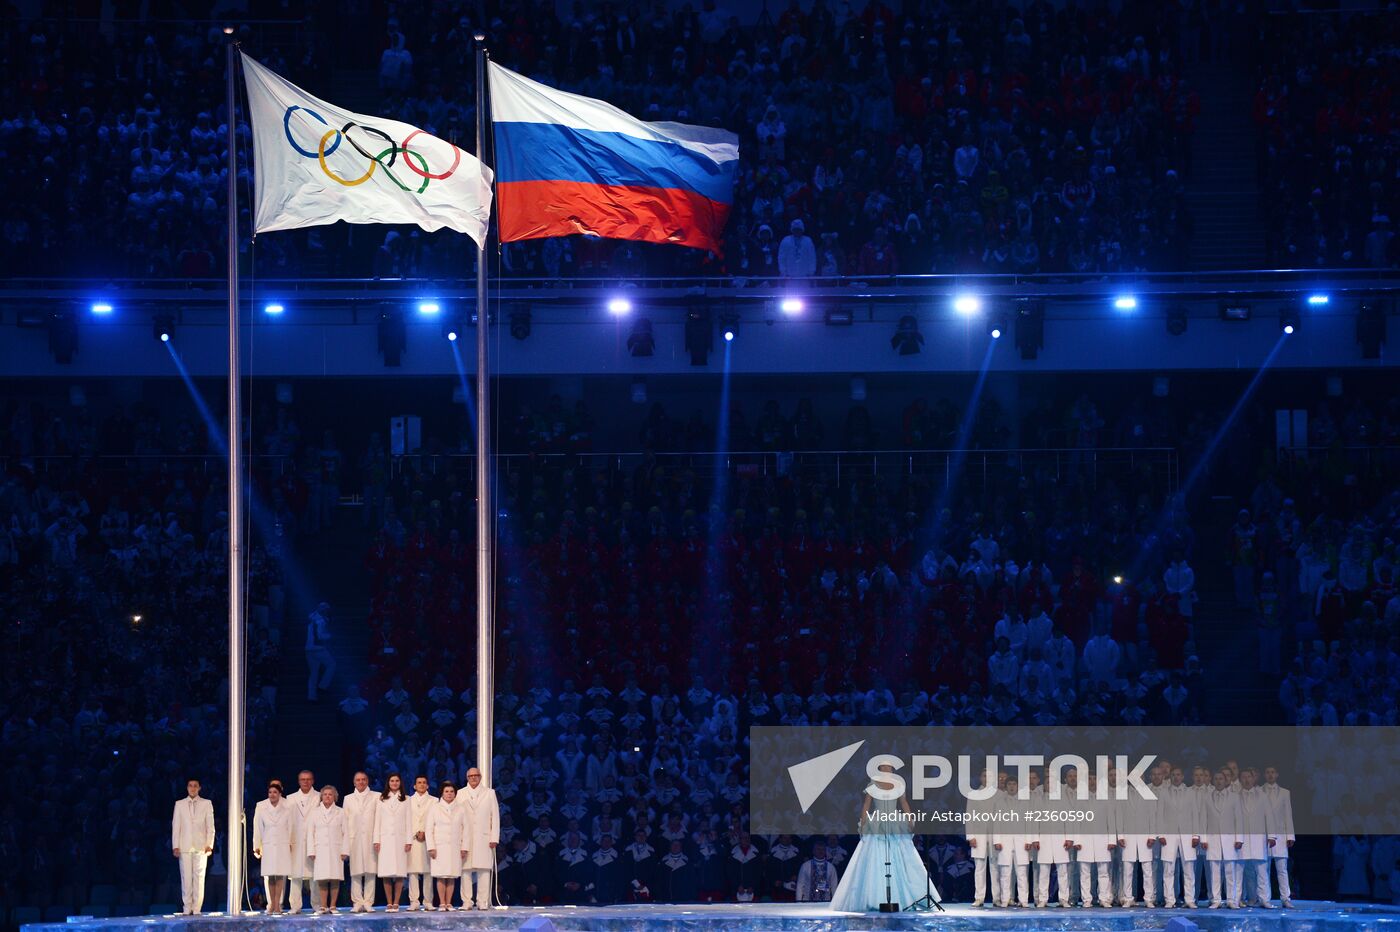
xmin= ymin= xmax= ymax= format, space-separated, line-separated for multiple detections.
xmin=474 ymin=32 xmax=486 ymax=42
xmin=222 ymin=25 xmax=235 ymax=35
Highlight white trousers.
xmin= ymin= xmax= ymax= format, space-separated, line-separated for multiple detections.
xmin=1208 ymin=860 xmax=1240 ymax=905
xmin=407 ymin=872 xmax=434 ymax=908
xmin=288 ymin=876 xmax=312 ymax=911
xmin=1036 ymin=862 xmax=1071 ymax=906
xmin=1163 ymin=853 xmax=1187 ymax=906
xmin=971 ymin=856 xmax=992 ymax=904
xmin=1240 ymin=860 xmax=1270 ymax=905
xmin=462 ymin=869 xmax=492 ymax=909
xmin=178 ymin=851 xmax=208 ymax=914
xmin=1271 ymin=856 xmax=1292 ymax=901
xmin=1119 ymin=858 xmax=1157 ymax=904
xmin=350 ymin=873 xmax=376 ymax=908
xmin=1078 ymin=861 xmax=1113 ymax=906
xmin=996 ymin=863 xmax=1030 ymax=906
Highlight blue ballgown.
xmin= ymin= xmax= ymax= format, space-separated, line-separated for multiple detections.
xmin=829 ymin=794 xmax=940 ymax=912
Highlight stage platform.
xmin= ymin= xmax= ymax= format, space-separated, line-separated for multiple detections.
xmin=22 ymin=901 xmax=1399 ymax=932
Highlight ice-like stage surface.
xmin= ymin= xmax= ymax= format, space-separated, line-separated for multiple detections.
xmin=22 ymin=902 xmax=1400 ymax=932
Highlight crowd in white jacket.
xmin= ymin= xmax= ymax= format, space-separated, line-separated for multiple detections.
xmin=247 ymin=768 xmax=500 ymax=914
xmin=964 ymin=760 xmax=1295 ymax=910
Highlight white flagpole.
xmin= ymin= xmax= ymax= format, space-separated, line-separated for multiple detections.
xmin=474 ymin=35 xmax=495 ymax=788
xmin=223 ymin=29 xmax=247 ymax=915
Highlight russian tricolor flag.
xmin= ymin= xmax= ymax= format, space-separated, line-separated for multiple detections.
xmin=488 ymin=63 xmax=738 ymax=255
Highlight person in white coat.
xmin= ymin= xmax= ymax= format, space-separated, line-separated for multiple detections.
xmin=253 ymin=780 xmax=296 ymax=915
xmin=427 ymin=781 xmax=466 ymax=909
xmin=1202 ymin=769 xmax=1243 ymax=908
xmin=344 ymin=771 xmax=379 ymax=912
xmin=460 ymin=767 xmax=501 ymax=910
xmin=1077 ymin=772 xmax=1116 ymax=907
xmin=405 ymin=775 xmax=436 ymax=909
xmin=1112 ymin=767 xmax=1157 ymax=907
xmin=997 ymin=777 xmax=1034 ymax=907
xmin=777 ymin=219 xmax=816 ymax=278
xmin=170 ymin=779 xmax=215 ymax=915
xmin=1156 ymin=766 xmax=1200 ymax=908
xmin=1236 ymin=768 xmax=1274 ymax=907
xmin=1164 ymin=551 xmax=1196 ymax=619
xmin=963 ymin=770 xmax=1000 ymax=907
xmin=307 ymin=785 xmax=350 ymax=914
xmin=1187 ymin=765 xmax=1212 ymax=906
xmin=287 ymin=770 xmax=320 ymax=913
xmin=1038 ymin=769 xmax=1075 ymax=908
xmin=1262 ymin=766 xmax=1296 ymax=907
xmin=374 ymin=774 xmax=410 ymax=910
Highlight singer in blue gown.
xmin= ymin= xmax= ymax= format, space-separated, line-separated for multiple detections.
xmin=830 ymin=766 xmax=941 ymax=912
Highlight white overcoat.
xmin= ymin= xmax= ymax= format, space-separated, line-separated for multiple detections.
xmin=344 ymin=787 xmax=379 ymax=876
xmin=374 ymin=795 xmax=410 ymax=878
xmin=253 ymin=798 xmax=297 ymax=877
xmin=459 ymin=786 xmax=502 ymax=872
xmin=406 ymin=792 xmax=436 ymax=874
xmin=307 ymin=804 xmax=350 ymax=881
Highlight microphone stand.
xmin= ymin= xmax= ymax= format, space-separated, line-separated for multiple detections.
xmin=906 ymin=862 xmax=944 ymax=912
xmin=878 ymin=859 xmax=899 ymax=912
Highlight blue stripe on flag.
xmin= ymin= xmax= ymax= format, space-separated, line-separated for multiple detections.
xmin=493 ymin=121 xmax=736 ymax=206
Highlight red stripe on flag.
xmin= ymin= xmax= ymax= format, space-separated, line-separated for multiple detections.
xmin=496 ymin=180 xmax=731 ymax=254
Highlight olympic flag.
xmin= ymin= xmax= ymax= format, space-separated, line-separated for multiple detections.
xmin=241 ymin=53 xmax=492 ymax=245
xmin=488 ymin=62 xmax=738 ymax=254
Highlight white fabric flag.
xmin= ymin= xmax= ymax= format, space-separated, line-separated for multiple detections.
xmin=241 ymin=53 xmax=492 ymax=245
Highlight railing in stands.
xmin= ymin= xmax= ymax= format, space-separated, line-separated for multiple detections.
xmin=389 ymin=446 xmax=1182 ymax=494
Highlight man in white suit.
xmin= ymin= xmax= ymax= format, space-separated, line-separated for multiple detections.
xmin=171 ymin=779 xmax=215 ymax=915
xmin=1261 ymin=766 xmax=1296 ymax=907
xmin=459 ymin=768 xmax=500 ymax=910
xmin=963 ymin=770 xmax=1000 ymax=907
xmin=344 ymin=771 xmax=379 ymax=912
xmin=288 ymin=770 xmax=320 ymax=913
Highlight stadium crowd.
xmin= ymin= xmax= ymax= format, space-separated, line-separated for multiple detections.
xmin=3 ymin=1 xmax=1197 ymax=279
xmin=0 ymin=395 xmax=319 ymax=918
xmin=1255 ymin=12 xmax=1400 ymax=269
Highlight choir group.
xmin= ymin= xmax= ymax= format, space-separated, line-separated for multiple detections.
xmin=963 ymin=760 xmax=1297 ymax=910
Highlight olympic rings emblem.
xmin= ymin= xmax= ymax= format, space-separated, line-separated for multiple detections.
xmin=282 ymin=105 xmax=465 ymax=194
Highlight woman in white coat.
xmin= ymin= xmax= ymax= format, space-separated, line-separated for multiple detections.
xmin=252 ymin=780 xmax=296 ymax=915
xmin=426 ymin=782 xmax=466 ymax=909
xmin=374 ymin=774 xmax=410 ymax=910
xmin=307 ymin=786 xmax=350 ymax=914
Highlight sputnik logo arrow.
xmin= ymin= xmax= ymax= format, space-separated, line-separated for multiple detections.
xmin=788 ymin=740 xmax=866 ymax=813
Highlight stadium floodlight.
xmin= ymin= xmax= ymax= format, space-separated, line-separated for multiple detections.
xmin=988 ymin=314 xmax=1007 ymax=340
xmin=91 ymin=302 xmax=113 ymax=315
xmin=153 ymin=314 xmax=174 ymax=343
xmin=264 ymin=303 xmax=285 ymax=316
xmin=779 ymin=297 xmax=805 ymax=316
xmin=1280 ymin=308 xmax=1299 ymax=335
xmin=952 ymin=294 xmax=982 ymax=316
xmin=417 ymin=301 xmax=441 ymax=316
xmin=719 ymin=312 xmax=739 ymax=343
xmin=1113 ymin=295 xmax=1138 ymax=311
xmin=443 ymin=318 xmax=460 ymax=342
xmin=1307 ymin=294 xmax=1330 ymax=306
xmin=607 ymin=297 xmax=633 ymax=317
